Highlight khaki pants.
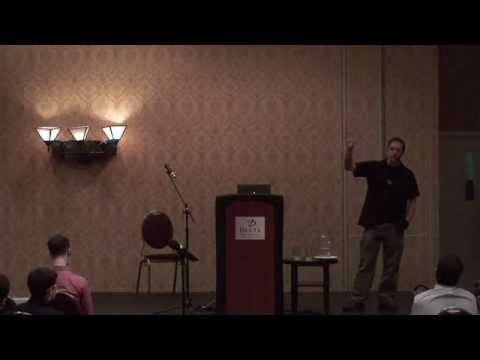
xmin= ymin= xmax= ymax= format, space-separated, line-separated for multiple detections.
xmin=351 ymin=223 xmax=404 ymax=303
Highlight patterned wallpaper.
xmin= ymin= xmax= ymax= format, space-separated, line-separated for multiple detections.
xmin=439 ymin=46 xmax=480 ymax=131
xmin=0 ymin=45 xmax=438 ymax=295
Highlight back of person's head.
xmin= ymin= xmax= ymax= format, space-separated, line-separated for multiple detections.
xmin=47 ymin=234 xmax=70 ymax=258
xmin=436 ymin=254 xmax=464 ymax=287
xmin=27 ymin=267 xmax=57 ymax=298
xmin=0 ymin=273 xmax=10 ymax=302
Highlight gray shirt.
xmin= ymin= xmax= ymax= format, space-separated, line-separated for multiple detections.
xmin=411 ymin=284 xmax=479 ymax=315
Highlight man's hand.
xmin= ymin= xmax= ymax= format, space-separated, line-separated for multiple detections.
xmin=346 ymin=138 xmax=355 ymax=150
xmin=344 ymin=138 xmax=356 ymax=172
xmin=395 ymin=219 xmax=410 ymax=234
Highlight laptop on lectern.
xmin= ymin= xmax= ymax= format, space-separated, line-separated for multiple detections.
xmin=237 ymin=184 xmax=271 ymax=195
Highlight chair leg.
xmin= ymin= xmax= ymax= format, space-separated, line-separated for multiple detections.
xmin=148 ymin=262 xmax=152 ymax=293
xmin=181 ymin=260 xmax=186 ymax=315
xmin=172 ymin=261 xmax=178 ymax=294
xmin=136 ymin=260 xmax=144 ymax=295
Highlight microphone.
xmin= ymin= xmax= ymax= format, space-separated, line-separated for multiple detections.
xmin=165 ymin=164 xmax=176 ymax=178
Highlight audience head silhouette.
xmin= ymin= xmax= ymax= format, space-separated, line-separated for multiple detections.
xmin=0 ymin=273 xmax=10 ymax=305
xmin=0 ymin=273 xmax=18 ymax=315
xmin=47 ymin=234 xmax=70 ymax=258
xmin=27 ymin=267 xmax=57 ymax=300
xmin=436 ymin=254 xmax=463 ymax=287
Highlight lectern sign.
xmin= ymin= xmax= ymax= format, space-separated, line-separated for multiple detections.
xmin=235 ymin=217 xmax=265 ymax=240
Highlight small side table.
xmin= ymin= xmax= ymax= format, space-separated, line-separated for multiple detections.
xmin=283 ymin=257 xmax=338 ymax=314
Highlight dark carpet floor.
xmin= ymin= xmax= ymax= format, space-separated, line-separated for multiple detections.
xmin=91 ymin=291 xmax=414 ymax=315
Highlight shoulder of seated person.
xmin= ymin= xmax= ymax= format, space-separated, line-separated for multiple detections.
xmin=414 ymin=288 xmax=436 ymax=301
xmin=5 ymin=297 xmax=17 ymax=307
xmin=68 ymin=271 xmax=88 ymax=283
xmin=456 ymin=287 xmax=478 ymax=298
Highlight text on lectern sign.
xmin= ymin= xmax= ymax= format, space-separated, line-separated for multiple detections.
xmin=235 ymin=217 xmax=265 ymax=240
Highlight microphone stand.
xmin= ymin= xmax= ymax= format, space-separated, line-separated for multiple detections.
xmin=165 ymin=167 xmax=195 ymax=309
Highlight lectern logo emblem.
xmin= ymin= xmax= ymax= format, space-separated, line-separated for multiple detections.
xmin=235 ymin=216 xmax=266 ymax=240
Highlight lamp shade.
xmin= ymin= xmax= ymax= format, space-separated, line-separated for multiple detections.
xmin=68 ymin=126 xmax=89 ymax=141
xmin=102 ymin=125 xmax=127 ymax=141
xmin=36 ymin=127 xmax=61 ymax=142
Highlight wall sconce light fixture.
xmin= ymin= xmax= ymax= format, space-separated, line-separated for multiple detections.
xmin=68 ymin=126 xmax=90 ymax=141
xmin=36 ymin=127 xmax=61 ymax=147
xmin=36 ymin=125 xmax=127 ymax=161
xmin=102 ymin=125 xmax=127 ymax=142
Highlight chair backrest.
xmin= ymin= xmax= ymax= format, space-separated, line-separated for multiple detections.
xmin=51 ymin=291 xmax=82 ymax=315
xmin=142 ymin=211 xmax=174 ymax=250
xmin=438 ymin=307 xmax=472 ymax=315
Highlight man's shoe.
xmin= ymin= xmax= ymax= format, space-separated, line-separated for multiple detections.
xmin=342 ymin=300 xmax=365 ymax=312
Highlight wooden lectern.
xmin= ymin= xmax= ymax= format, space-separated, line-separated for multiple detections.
xmin=216 ymin=194 xmax=283 ymax=314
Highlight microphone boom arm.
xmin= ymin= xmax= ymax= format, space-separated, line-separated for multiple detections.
xmin=167 ymin=173 xmax=195 ymax=223
xmin=164 ymin=163 xmax=195 ymax=310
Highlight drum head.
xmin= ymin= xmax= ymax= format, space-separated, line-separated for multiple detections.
xmin=142 ymin=211 xmax=174 ymax=249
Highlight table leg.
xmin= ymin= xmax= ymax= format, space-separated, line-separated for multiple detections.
xmin=291 ymin=265 xmax=298 ymax=313
xmin=323 ymin=264 xmax=330 ymax=315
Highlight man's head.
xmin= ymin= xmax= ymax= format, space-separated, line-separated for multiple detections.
xmin=436 ymin=254 xmax=464 ymax=287
xmin=386 ymin=137 xmax=406 ymax=164
xmin=27 ymin=267 xmax=57 ymax=301
xmin=47 ymin=234 xmax=71 ymax=258
xmin=0 ymin=273 xmax=10 ymax=306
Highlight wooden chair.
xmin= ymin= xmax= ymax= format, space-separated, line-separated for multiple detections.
xmin=135 ymin=211 xmax=197 ymax=301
